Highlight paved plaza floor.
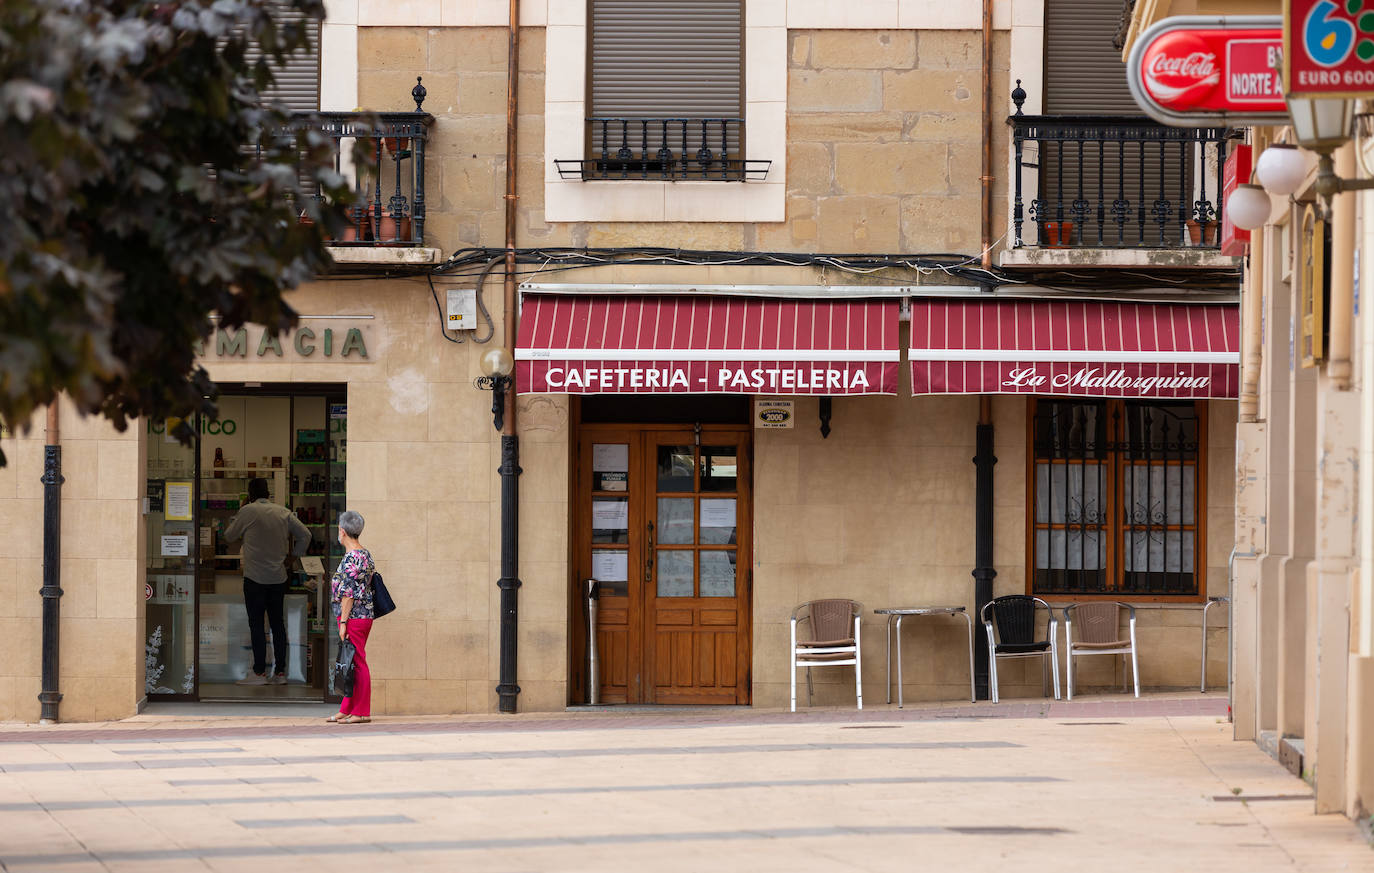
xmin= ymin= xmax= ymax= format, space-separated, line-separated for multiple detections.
xmin=0 ymin=694 xmax=1370 ymax=872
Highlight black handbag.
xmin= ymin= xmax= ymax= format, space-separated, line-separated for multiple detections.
xmin=372 ymin=571 xmax=396 ymax=618
xmin=332 ymin=639 xmax=357 ymax=697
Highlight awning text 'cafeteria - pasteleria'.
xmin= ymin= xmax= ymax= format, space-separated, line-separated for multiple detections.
xmin=515 ymin=295 xmax=900 ymax=395
xmin=515 ymin=294 xmax=1239 ymax=399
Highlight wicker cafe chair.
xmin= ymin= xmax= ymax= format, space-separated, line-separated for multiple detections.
xmin=790 ymin=599 xmax=863 ymax=712
xmin=981 ymin=595 xmax=1060 ymax=704
xmin=1063 ymin=602 xmax=1140 ymax=699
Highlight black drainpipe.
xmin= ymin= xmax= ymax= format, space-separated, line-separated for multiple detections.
xmin=971 ymin=395 xmax=996 ymax=700
xmin=496 ymin=434 xmax=522 ymax=713
xmin=40 ymin=402 xmax=64 ymax=723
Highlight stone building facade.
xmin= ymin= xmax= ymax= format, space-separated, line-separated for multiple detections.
xmin=1 ymin=0 xmax=1240 ymax=721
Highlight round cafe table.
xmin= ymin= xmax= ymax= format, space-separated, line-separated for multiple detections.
xmin=874 ymin=606 xmax=976 ymax=707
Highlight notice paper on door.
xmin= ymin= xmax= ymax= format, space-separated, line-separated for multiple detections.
xmin=591 ymin=499 xmax=629 ymax=531
xmin=591 ymin=550 xmax=628 ymax=582
xmin=165 ymin=481 xmax=193 ymax=521
xmin=592 ymin=443 xmax=629 ymax=472
xmin=160 ymin=535 xmax=190 ymax=557
xmin=699 ymin=498 xmax=736 ymax=530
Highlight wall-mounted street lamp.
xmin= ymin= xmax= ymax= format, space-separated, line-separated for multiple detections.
xmin=1253 ymin=144 xmax=1306 ymax=197
xmin=474 ymin=347 xmax=514 ymax=431
xmin=1227 ymin=183 xmax=1275 ymax=231
xmin=1233 ymin=98 xmax=1374 ymax=224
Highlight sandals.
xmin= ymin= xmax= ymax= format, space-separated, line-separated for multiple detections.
xmin=326 ymin=712 xmax=346 ymax=723
xmin=339 ymin=715 xmax=371 ymax=724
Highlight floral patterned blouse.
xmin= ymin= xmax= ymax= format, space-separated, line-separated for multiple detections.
xmin=331 ymin=549 xmax=376 ymax=620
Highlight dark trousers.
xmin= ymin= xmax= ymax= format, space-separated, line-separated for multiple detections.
xmin=243 ymin=578 xmax=288 ymax=676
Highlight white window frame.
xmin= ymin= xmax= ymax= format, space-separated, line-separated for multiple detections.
xmin=544 ymin=0 xmax=786 ymax=222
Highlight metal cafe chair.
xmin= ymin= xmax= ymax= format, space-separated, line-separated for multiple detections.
xmin=981 ymin=595 xmax=1060 ymax=703
xmin=790 ymin=599 xmax=863 ymax=712
xmin=1063 ymin=601 xmax=1139 ymax=699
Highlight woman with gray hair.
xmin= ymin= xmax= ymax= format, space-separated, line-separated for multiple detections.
xmin=328 ymin=510 xmax=376 ymax=724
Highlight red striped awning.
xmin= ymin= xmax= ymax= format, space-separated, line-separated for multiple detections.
xmin=516 ymin=295 xmax=900 ymax=394
xmin=908 ymin=300 xmax=1240 ymax=399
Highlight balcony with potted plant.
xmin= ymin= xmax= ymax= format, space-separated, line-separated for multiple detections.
xmin=1000 ymin=81 xmax=1243 ymax=279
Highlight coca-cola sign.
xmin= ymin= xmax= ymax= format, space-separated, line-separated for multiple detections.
xmin=1127 ymin=15 xmax=1288 ymax=126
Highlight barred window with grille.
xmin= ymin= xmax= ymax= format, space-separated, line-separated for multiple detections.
xmin=582 ymin=0 xmax=745 ymax=180
xmin=1029 ymin=399 xmax=1206 ymax=598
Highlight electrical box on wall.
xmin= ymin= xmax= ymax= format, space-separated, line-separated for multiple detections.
xmin=446 ymin=289 xmax=477 ymax=331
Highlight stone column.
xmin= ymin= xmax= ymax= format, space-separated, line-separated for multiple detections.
xmin=1309 ymin=377 xmax=1357 ymax=813
xmin=1256 ymin=227 xmax=1292 ymax=736
xmin=1280 ymin=357 xmax=1318 ymax=742
xmin=1231 ymin=420 xmax=1267 ymax=740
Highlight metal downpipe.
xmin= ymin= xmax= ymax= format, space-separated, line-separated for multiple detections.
xmin=40 ymin=401 xmax=64 ymax=724
xmin=496 ymin=0 xmax=523 ymax=714
xmin=980 ymin=0 xmax=994 ymax=269
xmin=972 ymin=396 xmax=996 ymax=699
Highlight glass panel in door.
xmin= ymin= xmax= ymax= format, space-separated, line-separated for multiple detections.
xmin=144 ymin=416 xmax=199 ymax=697
xmin=585 ymin=436 xmax=636 ymax=704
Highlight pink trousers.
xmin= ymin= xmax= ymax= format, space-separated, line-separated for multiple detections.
xmin=341 ymin=618 xmax=374 ymax=717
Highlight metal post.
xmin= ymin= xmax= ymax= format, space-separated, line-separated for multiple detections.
xmin=39 ymin=403 xmax=64 ymax=724
xmin=495 ymin=0 xmax=522 ymax=715
xmin=971 ymin=399 xmax=996 ymax=700
xmin=496 ymin=434 xmax=522 ymax=713
xmin=586 ymin=580 xmax=600 ymax=705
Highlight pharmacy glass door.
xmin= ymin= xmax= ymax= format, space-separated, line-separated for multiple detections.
xmin=144 ymin=416 xmax=200 ymax=699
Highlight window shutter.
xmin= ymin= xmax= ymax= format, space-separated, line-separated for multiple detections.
xmin=588 ymin=0 xmax=743 ymax=158
xmin=1044 ymin=0 xmax=1137 ymax=115
xmin=1041 ymin=0 xmax=1189 ymax=245
xmin=243 ymin=3 xmax=321 ymax=113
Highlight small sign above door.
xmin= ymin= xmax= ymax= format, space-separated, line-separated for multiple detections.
xmin=754 ymin=398 xmax=794 ymax=429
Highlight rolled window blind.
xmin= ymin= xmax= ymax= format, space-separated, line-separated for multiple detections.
xmin=588 ymin=0 xmax=743 ymax=159
xmin=1042 ymin=0 xmax=1187 ymax=243
xmin=241 ymin=3 xmax=320 ymax=113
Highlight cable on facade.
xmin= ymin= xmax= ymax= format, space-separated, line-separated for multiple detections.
xmin=429 ymin=245 xmax=1240 ymax=292
xmin=427 ymin=273 xmax=464 ymax=345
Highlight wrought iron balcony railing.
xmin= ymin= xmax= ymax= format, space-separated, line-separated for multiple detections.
xmin=283 ymin=78 xmax=434 ymax=246
xmin=555 ymin=117 xmax=771 ymax=181
xmin=1008 ymin=84 xmax=1239 ymax=250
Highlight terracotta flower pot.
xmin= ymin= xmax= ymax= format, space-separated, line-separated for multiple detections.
xmin=1187 ymin=219 xmax=1219 ymax=246
xmin=1045 ymin=220 xmax=1075 ymax=248
xmin=376 ymin=214 xmax=412 ymax=245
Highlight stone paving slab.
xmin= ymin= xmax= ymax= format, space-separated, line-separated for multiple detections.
xmin=0 ymin=696 xmax=1369 ymax=872
xmin=0 ymin=691 xmax=1228 ymax=744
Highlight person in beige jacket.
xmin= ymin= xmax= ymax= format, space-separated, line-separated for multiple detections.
xmin=224 ymin=477 xmax=311 ymax=685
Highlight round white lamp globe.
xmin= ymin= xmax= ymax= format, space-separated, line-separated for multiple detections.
xmin=1227 ymin=183 xmax=1273 ymax=231
xmin=480 ymin=347 xmax=514 ymax=378
xmin=1254 ymin=144 xmax=1307 ymax=197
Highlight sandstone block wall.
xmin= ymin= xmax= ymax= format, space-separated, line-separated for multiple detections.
xmin=358 ymin=26 xmax=1011 ymax=264
xmin=0 ymin=408 xmax=144 ymax=722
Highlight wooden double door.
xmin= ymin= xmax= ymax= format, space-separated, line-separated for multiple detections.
xmin=576 ymin=425 xmax=752 ymax=705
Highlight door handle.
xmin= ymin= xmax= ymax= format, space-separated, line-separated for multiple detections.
xmin=645 ymin=521 xmax=655 ymax=584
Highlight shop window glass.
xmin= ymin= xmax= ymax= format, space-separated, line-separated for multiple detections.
xmin=1030 ymin=399 xmax=1204 ymax=597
